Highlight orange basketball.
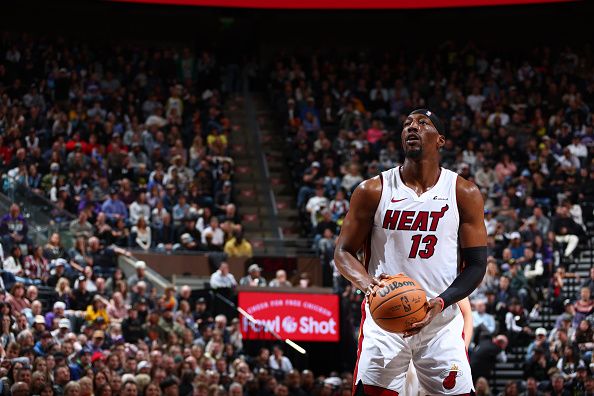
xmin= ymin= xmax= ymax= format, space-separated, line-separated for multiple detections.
xmin=368 ymin=274 xmax=428 ymax=333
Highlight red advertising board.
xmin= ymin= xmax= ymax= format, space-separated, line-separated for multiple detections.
xmin=238 ymin=291 xmax=340 ymax=342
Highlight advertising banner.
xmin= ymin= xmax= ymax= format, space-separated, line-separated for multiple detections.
xmin=238 ymin=291 xmax=340 ymax=342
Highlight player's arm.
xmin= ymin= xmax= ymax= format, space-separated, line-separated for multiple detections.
xmin=458 ymin=297 xmax=473 ymax=349
xmin=436 ymin=177 xmax=488 ymax=309
xmin=334 ymin=177 xmax=385 ymax=294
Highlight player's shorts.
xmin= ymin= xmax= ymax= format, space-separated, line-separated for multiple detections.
xmin=353 ymin=302 xmax=474 ymax=395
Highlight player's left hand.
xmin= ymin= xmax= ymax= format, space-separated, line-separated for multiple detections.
xmin=402 ymin=298 xmax=442 ymax=338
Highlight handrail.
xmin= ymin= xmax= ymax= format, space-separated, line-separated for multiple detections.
xmin=118 ymin=254 xmax=171 ymax=294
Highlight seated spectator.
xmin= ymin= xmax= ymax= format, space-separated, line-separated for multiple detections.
xmin=127 ymin=261 xmax=153 ymax=293
xmin=23 ymin=246 xmax=50 ymax=282
xmin=201 ymin=217 xmax=225 ymax=249
xmin=130 ymin=218 xmax=152 ymax=251
xmin=69 ymin=211 xmax=95 ymax=240
xmin=305 ymin=185 xmax=329 ymax=228
xmin=239 ymin=264 xmax=266 ymax=288
xmin=3 ymin=245 xmax=25 ymax=276
xmin=210 ymin=262 xmax=237 ymax=289
xmin=101 ymin=188 xmax=128 ymax=222
xmin=505 ymin=298 xmax=533 ymax=346
xmin=85 ymin=295 xmax=110 ymax=326
xmin=0 ymin=204 xmax=29 ymax=250
xmin=269 ymin=345 xmax=293 ymax=379
xmin=572 ymin=286 xmax=594 ymax=327
xmin=6 ymin=283 xmax=30 ymax=313
xmin=472 ymin=299 xmax=497 ymax=342
xmin=223 ymin=231 xmax=253 ymax=258
xmin=470 ymin=334 xmax=508 ymax=382
xmin=269 ymin=270 xmax=291 ymax=288
xmin=556 ymin=345 xmax=584 ymax=382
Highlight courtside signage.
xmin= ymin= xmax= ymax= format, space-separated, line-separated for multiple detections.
xmin=238 ymin=291 xmax=340 ymax=342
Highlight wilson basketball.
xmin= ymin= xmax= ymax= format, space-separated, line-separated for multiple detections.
xmin=368 ymin=274 xmax=428 ymax=333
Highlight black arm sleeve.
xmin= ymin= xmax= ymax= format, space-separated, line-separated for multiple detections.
xmin=438 ymin=246 xmax=487 ymax=309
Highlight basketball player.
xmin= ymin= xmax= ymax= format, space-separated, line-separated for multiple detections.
xmin=334 ymin=109 xmax=487 ymax=395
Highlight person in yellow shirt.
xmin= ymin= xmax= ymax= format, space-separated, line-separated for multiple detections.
xmin=224 ymin=231 xmax=253 ymax=258
xmin=85 ymin=295 xmax=110 ymax=325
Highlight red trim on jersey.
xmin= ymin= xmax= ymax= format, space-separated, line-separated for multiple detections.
xmin=352 ymin=301 xmax=367 ymax=394
xmin=362 ymin=384 xmax=399 ymax=396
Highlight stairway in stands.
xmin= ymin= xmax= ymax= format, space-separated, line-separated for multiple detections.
xmin=489 ymin=222 xmax=594 ymax=392
xmin=225 ymin=95 xmax=280 ymax=255
xmin=225 ymin=93 xmax=311 ymax=256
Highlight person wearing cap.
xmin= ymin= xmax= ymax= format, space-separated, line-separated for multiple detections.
xmin=70 ymin=276 xmax=93 ymax=311
xmin=44 ymin=301 xmax=66 ymax=329
xmin=51 ymin=318 xmax=71 ymax=342
xmin=526 ymin=327 xmax=550 ymax=363
xmin=239 ymin=264 xmax=266 ymax=288
xmin=193 ymin=297 xmax=211 ymax=325
xmin=69 ymin=347 xmax=92 ymax=381
xmin=122 ymin=305 xmax=146 ymax=344
xmin=127 ymin=261 xmax=154 ymax=293
xmin=32 ymin=330 xmax=54 ymax=357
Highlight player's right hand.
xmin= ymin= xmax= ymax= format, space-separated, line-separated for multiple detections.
xmin=364 ymin=273 xmax=390 ymax=300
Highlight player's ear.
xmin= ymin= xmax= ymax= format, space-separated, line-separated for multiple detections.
xmin=437 ymin=134 xmax=446 ymax=149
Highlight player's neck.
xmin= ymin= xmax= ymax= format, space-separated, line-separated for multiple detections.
xmin=400 ymin=159 xmax=441 ymax=192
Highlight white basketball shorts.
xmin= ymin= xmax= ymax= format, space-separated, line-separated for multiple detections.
xmin=353 ymin=302 xmax=474 ymax=395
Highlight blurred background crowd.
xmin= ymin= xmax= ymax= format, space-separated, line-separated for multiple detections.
xmin=0 ymin=0 xmax=592 ymax=395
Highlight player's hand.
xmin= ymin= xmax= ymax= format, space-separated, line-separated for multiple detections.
xmin=364 ymin=273 xmax=390 ymax=300
xmin=403 ymin=298 xmax=442 ymax=338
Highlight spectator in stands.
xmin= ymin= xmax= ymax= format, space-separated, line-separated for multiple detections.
xmin=209 ymin=262 xmax=237 ymax=289
xmin=269 ymin=270 xmax=292 ymax=288
xmin=505 ymin=298 xmax=533 ymax=346
xmin=472 ymin=299 xmax=497 ymax=341
xmin=239 ymin=264 xmax=267 ymax=288
xmin=572 ymin=286 xmax=594 ymax=327
xmin=0 ymin=204 xmax=28 ymax=250
xmin=223 ymin=231 xmax=253 ymax=258
xmin=470 ymin=334 xmax=508 ymax=382
xmin=269 ymin=345 xmax=293 ymax=379
xmin=127 ymin=261 xmax=153 ymax=293
xmin=305 ymin=185 xmax=329 ymax=228
xmin=101 ymin=189 xmax=128 ymax=222
xmin=69 ymin=212 xmax=94 ymax=240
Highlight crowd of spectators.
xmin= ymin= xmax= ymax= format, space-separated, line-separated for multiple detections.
xmin=0 ymin=33 xmax=254 ymax=257
xmin=270 ymin=43 xmax=594 ymax=394
xmin=0 ymin=33 xmax=354 ymax=396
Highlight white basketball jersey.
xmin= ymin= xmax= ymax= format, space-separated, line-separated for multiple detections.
xmin=366 ymin=166 xmax=460 ymax=298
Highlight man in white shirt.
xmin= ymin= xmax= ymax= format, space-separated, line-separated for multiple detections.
xmin=268 ymin=345 xmax=293 ymax=375
xmin=567 ymin=136 xmax=588 ymax=161
xmin=305 ymin=185 xmax=329 ymax=227
xmin=210 ymin=262 xmax=237 ymax=289
xmin=201 ymin=217 xmax=225 ymax=248
xmin=129 ymin=192 xmax=151 ymax=225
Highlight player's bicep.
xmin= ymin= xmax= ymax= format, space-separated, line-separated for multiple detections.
xmin=336 ymin=180 xmax=380 ymax=255
xmin=457 ymin=179 xmax=487 ymax=249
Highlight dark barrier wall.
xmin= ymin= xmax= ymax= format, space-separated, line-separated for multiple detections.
xmin=130 ymin=252 xmax=324 ymax=286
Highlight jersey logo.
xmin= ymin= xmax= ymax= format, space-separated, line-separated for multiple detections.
xmin=440 ymin=364 xmax=462 ymax=390
xmin=381 ymin=204 xmax=449 ymax=231
xmin=433 ymin=196 xmax=448 ymax=201
xmin=390 ymin=197 xmax=406 ymax=203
